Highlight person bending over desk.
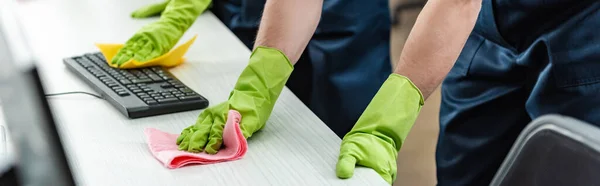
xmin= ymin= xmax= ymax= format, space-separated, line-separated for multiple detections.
xmin=109 ymin=0 xmax=477 ymax=184
xmin=107 ymin=0 xmax=600 ymax=185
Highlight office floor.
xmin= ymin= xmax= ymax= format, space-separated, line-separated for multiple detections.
xmin=389 ymin=0 xmax=439 ymax=185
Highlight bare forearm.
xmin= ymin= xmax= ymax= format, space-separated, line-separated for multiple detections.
xmin=253 ymin=0 xmax=323 ymax=64
xmin=394 ymin=0 xmax=481 ymax=99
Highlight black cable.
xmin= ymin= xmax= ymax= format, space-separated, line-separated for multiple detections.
xmin=45 ymin=91 xmax=103 ymax=99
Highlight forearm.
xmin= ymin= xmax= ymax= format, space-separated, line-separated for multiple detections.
xmin=394 ymin=0 xmax=481 ymax=99
xmin=253 ymin=0 xmax=323 ymax=64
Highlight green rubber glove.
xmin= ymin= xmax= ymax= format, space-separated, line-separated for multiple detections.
xmin=176 ymin=46 xmax=294 ymax=154
xmin=336 ymin=74 xmax=424 ymax=184
xmin=111 ymin=0 xmax=211 ymax=67
xmin=130 ymin=0 xmax=171 ymax=18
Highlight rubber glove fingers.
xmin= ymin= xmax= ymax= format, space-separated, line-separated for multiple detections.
xmin=111 ymin=34 xmax=164 ymax=67
xmin=132 ymin=41 xmax=158 ymax=62
xmin=176 ymin=125 xmax=194 ymax=145
xmin=186 ymin=126 xmax=212 ymax=153
xmin=335 ymin=154 xmax=357 ymax=179
xmin=111 ymin=37 xmax=141 ymax=66
xmin=131 ymin=0 xmax=171 ymax=18
xmin=178 ymin=111 xmax=214 ymax=152
xmin=336 ymin=154 xmax=395 ymax=183
xmin=336 ymin=134 xmax=398 ymax=184
xmin=205 ymin=113 xmax=227 ymax=154
xmin=177 ymin=102 xmax=229 ymax=153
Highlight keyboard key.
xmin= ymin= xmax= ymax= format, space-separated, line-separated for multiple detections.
xmin=174 ymin=84 xmax=186 ymax=88
xmin=154 ymin=68 xmax=164 ymax=73
xmin=180 ymin=88 xmax=193 ymax=93
xmin=78 ymin=58 xmax=94 ymax=67
xmin=136 ymin=93 xmax=148 ymax=96
xmin=175 ymin=93 xmax=185 ymax=97
xmin=143 ymin=97 xmax=154 ymax=102
xmin=161 ymin=75 xmax=171 ymax=80
xmin=154 ymin=96 xmax=164 ymax=99
xmin=117 ymin=91 xmax=130 ymax=96
xmin=132 ymin=89 xmax=143 ymax=93
xmin=143 ymin=88 xmax=153 ymax=92
xmin=120 ymin=80 xmax=132 ymax=85
xmin=107 ymin=83 xmax=119 ymax=87
xmin=150 ymin=93 xmax=160 ymax=97
xmin=161 ymin=92 xmax=171 ymax=96
xmin=136 ymin=83 xmax=146 ymax=87
xmin=157 ymin=97 xmax=179 ymax=104
xmin=140 ymin=95 xmax=150 ymax=99
xmin=164 ymin=95 xmax=175 ymax=98
xmin=160 ymin=83 xmax=173 ymax=88
xmin=86 ymin=54 xmax=104 ymax=65
xmin=94 ymin=53 xmax=106 ymax=59
xmin=185 ymin=92 xmax=197 ymax=96
xmin=132 ymin=78 xmax=152 ymax=83
xmin=146 ymin=100 xmax=158 ymax=105
xmin=179 ymin=95 xmax=201 ymax=101
xmin=168 ymin=80 xmax=181 ymax=85
xmin=149 ymin=75 xmax=163 ymax=82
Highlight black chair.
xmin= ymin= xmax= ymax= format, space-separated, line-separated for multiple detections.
xmin=490 ymin=114 xmax=600 ymax=186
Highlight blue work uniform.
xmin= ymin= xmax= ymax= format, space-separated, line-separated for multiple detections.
xmin=439 ymin=0 xmax=600 ymax=185
xmin=210 ymin=0 xmax=392 ymax=137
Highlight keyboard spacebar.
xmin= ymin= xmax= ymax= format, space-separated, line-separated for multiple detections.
xmin=157 ymin=98 xmax=179 ymax=104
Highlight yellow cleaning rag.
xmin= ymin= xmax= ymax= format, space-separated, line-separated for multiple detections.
xmin=95 ymin=35 xmax=197 ymax=69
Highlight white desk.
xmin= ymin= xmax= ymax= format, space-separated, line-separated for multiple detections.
xmin=7 ymin=0 xmax=388 ymax=185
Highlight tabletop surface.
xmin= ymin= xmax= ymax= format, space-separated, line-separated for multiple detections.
xmin=4 ymin=0 xmax=388 ymax=185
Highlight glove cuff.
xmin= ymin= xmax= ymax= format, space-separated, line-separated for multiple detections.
xmin=343 ymin=73 xmax=425 ymax=152
xmin=389 ymin=73 xmax=424 ymax=106
xmin=250 ymin=46 xmax=294 ymax=71
xmin=228 ymin=46 xmax=294 ymax=138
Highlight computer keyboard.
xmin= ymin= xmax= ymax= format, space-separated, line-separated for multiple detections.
xmin=63 ymin=52 xmax=209 ymax=118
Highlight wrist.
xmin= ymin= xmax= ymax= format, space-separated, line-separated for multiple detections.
xmin=389 ymin=73 xmax=424 ymax=106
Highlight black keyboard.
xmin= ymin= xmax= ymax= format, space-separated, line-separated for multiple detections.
xmin=63 ymin=52 xmax=209 ymax=118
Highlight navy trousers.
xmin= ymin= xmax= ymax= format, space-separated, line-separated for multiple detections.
xmin=438 ymin=0 xmax=600 ymax=185
xmin=211 ymin=0 xmax=392 ymax=137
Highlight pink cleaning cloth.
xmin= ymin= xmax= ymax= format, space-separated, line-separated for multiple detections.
xmin=144 ymin=110 xmax=247 ymax=169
